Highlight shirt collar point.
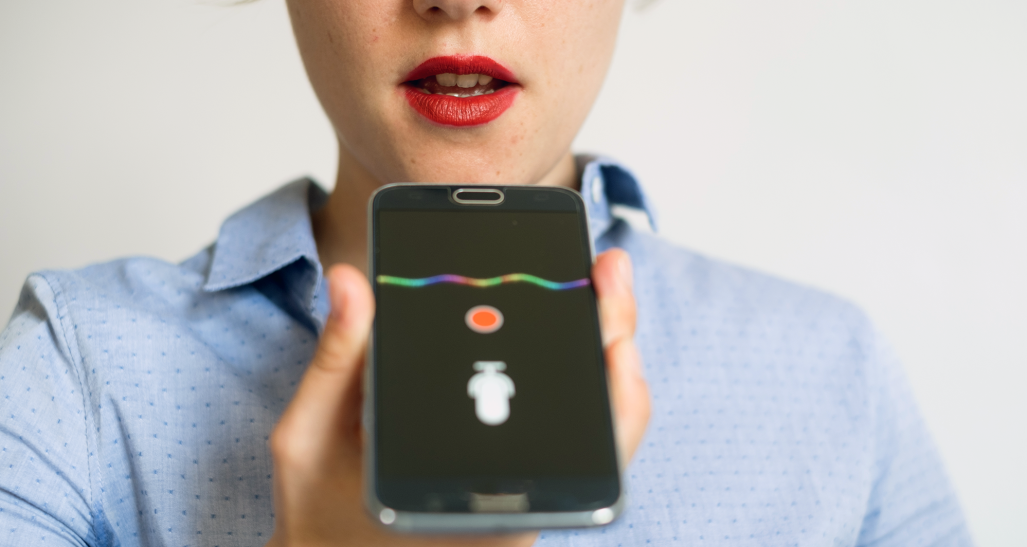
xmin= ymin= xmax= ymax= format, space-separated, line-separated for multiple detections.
xmin=575 ymin=154 xmax=658 ymax=234
xmin=202 ymin=178 xmax=325 ymax=292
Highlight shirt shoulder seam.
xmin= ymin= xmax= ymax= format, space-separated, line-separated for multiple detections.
xmin=33 ymin=271 xmax=108 ymax=546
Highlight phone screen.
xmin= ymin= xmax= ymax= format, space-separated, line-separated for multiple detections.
xmin=373 ymin=188 xmax=619 ymax=513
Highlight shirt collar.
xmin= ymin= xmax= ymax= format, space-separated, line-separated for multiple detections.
xmin=203 ymin=178 xmax=327 ymax=300
xmin=201 ymin=156 xmax=656 ymax=315
xmin=576 ymin=155 xmax=659 ymax=237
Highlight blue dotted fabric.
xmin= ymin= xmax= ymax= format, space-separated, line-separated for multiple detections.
xmin=0 ymin=160 xmax=971 ymax=546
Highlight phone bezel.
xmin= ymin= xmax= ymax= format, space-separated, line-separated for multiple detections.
xmin=363 ymin=183 xmax=624 ymax=533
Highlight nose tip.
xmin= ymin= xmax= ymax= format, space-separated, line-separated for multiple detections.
xmin=413 ymin=0 xmax=504 ymax=21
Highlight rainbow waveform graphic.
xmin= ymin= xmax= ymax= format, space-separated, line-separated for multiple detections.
xmin=377 ymin=273 xmax=591 ymax=291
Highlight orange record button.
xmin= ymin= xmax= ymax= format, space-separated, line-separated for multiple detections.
xmin=465 ymin=305 xmax=504 ymax=334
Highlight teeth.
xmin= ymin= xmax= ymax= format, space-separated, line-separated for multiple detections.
xmin=434 ymin=73 xmax=496 ymax=88
xmin=436 ymin=73 xmax=457 ymax=86
xmin=425 ymin=86 xmax=498 ymax=98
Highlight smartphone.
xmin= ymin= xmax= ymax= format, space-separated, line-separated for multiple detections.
xmin=364 ymin=184 xmax=624 ymax=533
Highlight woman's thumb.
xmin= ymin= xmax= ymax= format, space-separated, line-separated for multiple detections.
xmin=314 ymin=265 xmax=375 ymax=375
xmin=273 ymin=265 xmax=375 ymax=452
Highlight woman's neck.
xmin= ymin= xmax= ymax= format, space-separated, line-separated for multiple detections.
xmin=312 ymin=147 xmax=579 ymax=276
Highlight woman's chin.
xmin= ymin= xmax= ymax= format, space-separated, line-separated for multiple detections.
xmin=386 ymin=144 xmax=533 ymax=184
xmin=393 ymin=168 xmax=519 ymax=185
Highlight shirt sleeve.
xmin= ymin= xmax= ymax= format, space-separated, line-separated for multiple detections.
xmin=0 ymin=274 xmax=96 ymax=546
xmin=855 ymin=326 xmax=974 ymax=546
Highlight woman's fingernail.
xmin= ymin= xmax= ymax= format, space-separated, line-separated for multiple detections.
xmin=328 ymin=272 xmax=348 ymax=322
xmin=619 ymin=254 xmax=633 ymax=290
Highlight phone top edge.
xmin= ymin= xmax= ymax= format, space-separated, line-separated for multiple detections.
xmin=371 ymin=184 xmax=586 ymax=212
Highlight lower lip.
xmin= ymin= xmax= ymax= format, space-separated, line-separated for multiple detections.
xmin=404 ymin=86 xmax=518 ymax=127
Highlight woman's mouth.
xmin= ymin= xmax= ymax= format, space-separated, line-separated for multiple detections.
xmin=411 ymin=72 xmax=504 ymax=98
xmin=402 ymin=55 xmax=520 ymax=127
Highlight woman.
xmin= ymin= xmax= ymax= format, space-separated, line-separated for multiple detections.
xmin=0 ymin=1 xmax=970 ymax=546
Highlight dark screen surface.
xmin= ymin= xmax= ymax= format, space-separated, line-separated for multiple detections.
xmin=373 ymin=187 xmax=619 ymax=512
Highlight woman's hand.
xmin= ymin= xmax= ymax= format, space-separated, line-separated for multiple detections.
xmin=266 ymin=249 xmax=650 ymax=546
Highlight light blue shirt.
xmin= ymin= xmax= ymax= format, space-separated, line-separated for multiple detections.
xmin=0 ymin=157 xmax=971 ymax=546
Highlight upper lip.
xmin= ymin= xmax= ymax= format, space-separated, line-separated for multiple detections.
xmin=403 ymin=55 xmax=519 ymax=84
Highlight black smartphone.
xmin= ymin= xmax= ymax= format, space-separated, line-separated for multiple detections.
xmin=364 ymin=184 xmax=623 ymax=533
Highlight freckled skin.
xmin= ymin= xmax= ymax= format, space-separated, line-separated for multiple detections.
xmin=286 ymin=0 xmax=624 ymax=188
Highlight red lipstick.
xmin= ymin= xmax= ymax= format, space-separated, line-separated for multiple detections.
xmin=403 ymin=55 xmax=520 ymax=127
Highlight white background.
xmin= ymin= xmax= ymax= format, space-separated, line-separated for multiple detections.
xmin=1 ymin=0 xmax=1024 ymax=544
